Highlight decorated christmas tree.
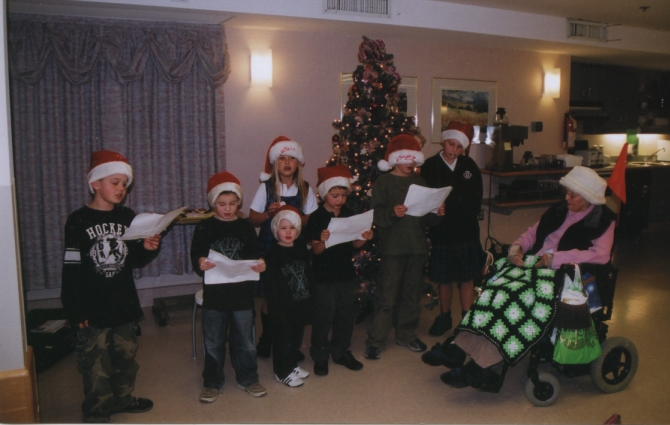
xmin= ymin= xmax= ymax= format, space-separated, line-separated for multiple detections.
xmin=326 ymin=36 xmax=426 ymax=320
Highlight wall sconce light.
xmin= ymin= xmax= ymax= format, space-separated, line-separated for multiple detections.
xmin=251 ymin=49 xmax=272 ymax=87
xmin=543 ymin=68 xmax=561 ymax=98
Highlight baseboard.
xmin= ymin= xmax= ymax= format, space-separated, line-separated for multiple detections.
xmin=0 ymin=346 xmax=40 ymax=423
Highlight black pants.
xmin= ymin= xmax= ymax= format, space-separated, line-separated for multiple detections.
xmin=270 ymin=300 xmax=308 ymax=379
xmin=310 ymin=281 xmax=355 ymax=363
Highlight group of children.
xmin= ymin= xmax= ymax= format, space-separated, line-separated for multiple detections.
xmin=61 ymin=122 xmax=483 ymax=422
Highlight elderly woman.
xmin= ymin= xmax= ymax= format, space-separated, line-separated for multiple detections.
xmin=437 ymin=166 xmax=616 ymax=393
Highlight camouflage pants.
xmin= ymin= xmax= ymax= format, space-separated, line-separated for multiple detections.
xmin=74 ymin=322 xmax=139 ymax=421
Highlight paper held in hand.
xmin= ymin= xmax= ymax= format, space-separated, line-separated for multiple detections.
xmin=119 ymin=207 xmax=186 ymax=240
xmin=204 ymin=250 xmax=261 ymax=284
xmin=325 ymin=210 xmax=374 ymax=249
xmin=403 ymin=185 xmax=452 ymax=217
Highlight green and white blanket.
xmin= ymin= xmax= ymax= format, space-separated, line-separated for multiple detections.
xmin=456 ymin=255 xmax=558 ymax=365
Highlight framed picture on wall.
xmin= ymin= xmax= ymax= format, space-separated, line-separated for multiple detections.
xmin=431 ymin=78 xmax=496 ymax=143
xmin=340 ymin=73 xmax=418 ymax=124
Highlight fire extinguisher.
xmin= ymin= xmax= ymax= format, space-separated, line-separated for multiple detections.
xmin=563 ymin=112 xmax=577 ymax=150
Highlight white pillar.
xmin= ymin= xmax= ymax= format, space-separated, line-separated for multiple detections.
xmin=0 ymin=3 xmax=28 ymax=372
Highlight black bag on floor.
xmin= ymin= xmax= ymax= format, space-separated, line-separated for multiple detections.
xmin=26 ymin=308 xmax=77 ymax=372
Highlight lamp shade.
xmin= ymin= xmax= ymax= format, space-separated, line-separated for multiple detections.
xmin=251 ymin=49 xmax=272 ymax=87
xmin=543 ymin=68 xmax=561 ymax=98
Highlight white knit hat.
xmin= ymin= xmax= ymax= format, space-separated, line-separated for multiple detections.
xmin=270 ymin=205 xmax=302 ymax=240
xmin=87 ymin=150 xmax=133 ymax=193
xmin=559 ymin=166 xmax=607 ymax=205
xmin=207 ymin=171 xmax=243 ymax=207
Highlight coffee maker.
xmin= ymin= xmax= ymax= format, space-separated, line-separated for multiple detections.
xmin=486 ymin=125 xmax=529 ymax=171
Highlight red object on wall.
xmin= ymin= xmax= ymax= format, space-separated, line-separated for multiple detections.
xmin=608 ymin=143 xmax=628 ymax=204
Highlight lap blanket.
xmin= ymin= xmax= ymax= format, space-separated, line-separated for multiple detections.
xmin=456 ymin=255 xmax=558 ymax=365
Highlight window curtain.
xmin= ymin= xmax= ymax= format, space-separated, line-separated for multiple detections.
xmin=8 ymin=14 xmax=231 ymax=292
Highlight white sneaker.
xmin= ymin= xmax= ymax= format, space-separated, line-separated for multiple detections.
xmin=293 ymin=366 xmax=309 ymax=379
xmin=275 ymin=371 xmax=304 ymax=387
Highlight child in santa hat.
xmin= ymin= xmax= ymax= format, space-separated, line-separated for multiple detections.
xmin=305 ymin=164 xmax=373 ymax=376
xmin=61 ymin=150 xmax=161 ymax=423
xmin=263 ymin=205 xmax=312 ymax=387
xmin=420 ymin=121 xmax=485 ymax=338
xmin=190 ymin=171 xmax=267 ymax=402
xmin=248 ymin=136 xmax=318 ymax=359
xmin=364 ymin=135 xmax=445 ymax=361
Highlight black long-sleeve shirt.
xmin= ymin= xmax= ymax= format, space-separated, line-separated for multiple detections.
xmin=420 ymin=153 xmax=483 ymax=244
xmin=60 ymin=205 xmax=151 ymax=328
xmin=190 ymin=217 xmax=261 ymax=311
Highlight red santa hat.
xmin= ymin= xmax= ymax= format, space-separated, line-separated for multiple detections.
xmin=260 ymin=136 xmax=305 ymax=182
xmin=207 ymin=171 xmax=243 ymax=207
xmin=441 ymin=121 xmax=475 ymax=150
xmin=270 ymin=204 xmax=302 ymax=239
xmin=377 ymin=134 xmax=424 ymax=172
xmin=87 ymin=150 xmax=133 ymax=193
xmin=316 ymin=164 xmax=356 ymax=199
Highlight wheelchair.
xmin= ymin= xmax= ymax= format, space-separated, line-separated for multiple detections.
xmin=518 ymin=262 xmax=638 ymax=406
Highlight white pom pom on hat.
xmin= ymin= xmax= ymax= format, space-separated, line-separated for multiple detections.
xmin=87 ymin=150 xmax=133 ymax=193
xmin=207 ymin=171 xmax=243 ymax=207
xmin=377 ymin=134 xmax=424 ymax=172
xmin=259 ymin=135 xmax=305 ymax=182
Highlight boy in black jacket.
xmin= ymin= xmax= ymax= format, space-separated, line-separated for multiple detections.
xmin=191 ymin=172 xmax=267 ymax=402
xmin=61 ymin=150 xmax=160 ymax=423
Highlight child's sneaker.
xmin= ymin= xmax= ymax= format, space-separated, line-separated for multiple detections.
xmin=237 ymin=382 xmax=267 ymax=397
xmin=275 ymin=370 xmax=304 ymax=387
xmin=199 ymin=387 xmax=219 ymax=403
xmin=293 ymin=366 xmax=309 ymax=379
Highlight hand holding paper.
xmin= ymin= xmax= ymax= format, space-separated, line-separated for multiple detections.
xmin=324 ymin=210 xmax=374 ymax=249
xmin=120 ymin=207 xmax=186 ymax=240
xmin=403 ymin=185 xmax=452 ymax=217
xmin=204 ymin=250 xmax=262 ymax=284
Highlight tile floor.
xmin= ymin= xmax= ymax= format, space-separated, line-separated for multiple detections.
xmin=36 ymin=224 xmax=670 ymax=423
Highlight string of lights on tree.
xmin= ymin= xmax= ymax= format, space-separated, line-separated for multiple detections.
xmin=326 ymin=36 xmax=426 ymax=320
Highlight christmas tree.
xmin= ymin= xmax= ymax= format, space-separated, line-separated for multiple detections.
xmin=327 ymin=36 xmax=426 ymax=320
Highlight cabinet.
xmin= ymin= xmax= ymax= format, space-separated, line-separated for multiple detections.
xmin=570 ymin=62 xmax=670 ymax=134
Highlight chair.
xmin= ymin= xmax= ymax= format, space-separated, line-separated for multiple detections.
xmin=191 ymin=290 xmax=204 ymax=359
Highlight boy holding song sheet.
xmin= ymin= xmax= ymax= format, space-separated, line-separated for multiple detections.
xmin=190 ymin=171 xmax=267 ymax=402
xmin=305 ymin=165 xmax=373 ymax=376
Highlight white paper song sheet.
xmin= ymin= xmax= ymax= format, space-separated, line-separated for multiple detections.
xmin=204 ymin=250 xmax=261 ymax=284
xmin=325 ymin=210 xmax=374 ymax=249
xmin=119 ymin=207 xmax=186 ymax=240
xmin=403 ymin=185 xmax=452 ymax=217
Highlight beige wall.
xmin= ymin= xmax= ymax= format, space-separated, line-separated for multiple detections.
xmin=223 ymin=26 xmax=571 ymax=244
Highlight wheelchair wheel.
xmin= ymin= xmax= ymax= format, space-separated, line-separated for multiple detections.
xmin=525 ymin=372 xmax=561 ymax=407
xmin=590 ymin=336 xmax=638 ymax=393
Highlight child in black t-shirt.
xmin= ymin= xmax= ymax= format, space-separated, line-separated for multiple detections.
xmin=305 ymin=165 xmax=373 ymax=376
xmin=191 ymin=172 xmax=267 ymax=402
xmin=264 ymin=205 xmax=312 ymax=387
xmin=61 ymin=150 xmax=161 ymax=423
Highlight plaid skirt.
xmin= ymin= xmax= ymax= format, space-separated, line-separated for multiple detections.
xmin=428 ymin=239 xmax=485 ymax=284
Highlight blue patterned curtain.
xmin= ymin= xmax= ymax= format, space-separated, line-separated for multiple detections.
xmin=8 ymin=14 xmax=231 ymax=291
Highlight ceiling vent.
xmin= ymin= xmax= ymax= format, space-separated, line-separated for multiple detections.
xmin=567 ymin=19 xmax=609 ymax=42
xmin=324 ymin=0 xmax=390 ymax=17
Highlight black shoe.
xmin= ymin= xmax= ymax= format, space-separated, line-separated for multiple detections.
xmin=314 ymin=360 xmax=329 ymax=376
xmin=442 ymin=342 xmax=467 ymax=369
xmin=365 ymin=346 xmax=381 ymax=360
xmin=397 ymin=338 xmax=427 ymax=352
xmin=429 ymin=313 xmax=452 ymax=337
xmin=333 ymin=350 xmax=363 ymax=371
xmin=440 ymin=360 xmax=481 ymax=388
xmin=113 ymin=397 xmax=153 ymax=414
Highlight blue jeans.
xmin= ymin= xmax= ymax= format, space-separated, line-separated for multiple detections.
xmin=202 ymin=308 xmax=258 ymax=389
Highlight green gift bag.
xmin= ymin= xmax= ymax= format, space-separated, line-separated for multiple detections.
xmin=553 ymin=320 xmax=602 ymax=364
